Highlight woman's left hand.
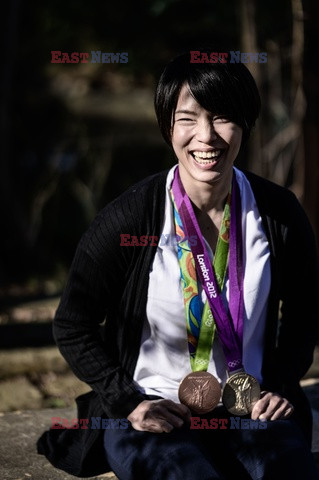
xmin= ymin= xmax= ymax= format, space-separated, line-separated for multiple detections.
xmin=251 ymin=391 xmax=294 ymax=421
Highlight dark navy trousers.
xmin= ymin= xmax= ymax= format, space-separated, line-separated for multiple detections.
xmin=103 ymin=410 xmax=319 ymax=480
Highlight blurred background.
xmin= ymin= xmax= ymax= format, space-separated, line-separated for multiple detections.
xmin=0 ymin=0 xmax=318 ymax=412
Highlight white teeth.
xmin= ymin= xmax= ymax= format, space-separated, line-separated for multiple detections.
xmin=192 ymin=150 xmax=222 ymax=164
xmin=194 ymin=158 xmax=215 ymax=164
xmin=193 ymin=150 xmax=221 ymax=159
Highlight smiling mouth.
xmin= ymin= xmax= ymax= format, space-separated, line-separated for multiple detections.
xmin=191 ymin=149 xmax=224 ymax=164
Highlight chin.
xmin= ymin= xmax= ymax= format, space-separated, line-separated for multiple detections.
xmin=188 ymin=164 xmax=227 ymax=184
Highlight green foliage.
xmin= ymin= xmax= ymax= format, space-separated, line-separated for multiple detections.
xmin=2 ymin=0 xmax=300 ymax=283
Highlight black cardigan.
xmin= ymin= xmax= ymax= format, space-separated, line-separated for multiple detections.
xmin=37 ymin=168 xmax=319 ymax=477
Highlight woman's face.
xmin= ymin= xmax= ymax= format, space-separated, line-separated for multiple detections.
xmin=171 ymin=83 xmax=243 ymax=188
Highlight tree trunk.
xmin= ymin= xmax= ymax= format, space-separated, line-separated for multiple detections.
xmin=302 ymin=0 xmax=319 ymax=249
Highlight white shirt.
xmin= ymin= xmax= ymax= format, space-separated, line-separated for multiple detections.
xmin=133 ymin=165 xmax=271 ymax=402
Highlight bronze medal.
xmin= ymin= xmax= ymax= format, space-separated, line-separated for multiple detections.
xmin=222 ymin=372 xmax=261 ymax=416
xmin=178 ymin=371 xmax=222 ymax=414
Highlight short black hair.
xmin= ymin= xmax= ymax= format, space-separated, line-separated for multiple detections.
xmin=154 ymin=50 xmax=261 ymax=146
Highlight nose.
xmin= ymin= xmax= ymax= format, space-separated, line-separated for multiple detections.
xmin=196 ymin=118 xmax=218 ymax=144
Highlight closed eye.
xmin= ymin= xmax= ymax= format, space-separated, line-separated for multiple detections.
xmin=174 ymin=109 xmax=197 ymax=123
xmin=212 ymin=115 xmax=230 ymax=123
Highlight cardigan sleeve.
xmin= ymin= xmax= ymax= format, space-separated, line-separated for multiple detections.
xmin=245 ymin=170 xmax=319 ymax=399
xmin=53 ymin=190 xmax=153 ymax=419
xmin=276 ymin=191 xmax=319 ymax=386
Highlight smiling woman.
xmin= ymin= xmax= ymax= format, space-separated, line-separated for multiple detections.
xmin=154 ymin=50 xmax=260 ymax=147
xmin=38 ymin=51 xmax=319 ymax=480
xmin=171 ymin=84 xmax=243 ymax=220
xmin=173 ymin=85 xmax=242 ymax=175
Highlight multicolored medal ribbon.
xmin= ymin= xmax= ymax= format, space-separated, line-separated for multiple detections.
xmin=172 ymin=175 xmax=230 ymax=414
xmin=171 ymin=181 xmax=231 ymax=373
xmin=171 ymin=166 xmax=260 ymax=415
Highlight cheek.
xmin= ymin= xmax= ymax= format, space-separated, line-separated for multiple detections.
xmin=230 ymin=132 xmax=242 ymax=148
xmin=230 ymin=125 xmax=243 ymax=144
xmin=171 ymin=127 xmax=187 ymax=150
xmin=233 ymin=131 xmax=243 ymax=150
xmin=217 ymin=126 xmax=243 ymax=147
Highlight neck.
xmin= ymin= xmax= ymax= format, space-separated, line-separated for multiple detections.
xmin=178 ymin=165 xmax=233 ymax=213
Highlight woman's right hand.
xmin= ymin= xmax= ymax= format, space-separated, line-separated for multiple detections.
xmin=127 ymin=399 xmax=191 ymax=433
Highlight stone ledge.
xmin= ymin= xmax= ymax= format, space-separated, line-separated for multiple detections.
xmin=0 ymin=297 xmax=60 ymax=325
xmin=0 ymin=347 xmax=68 ymax=380
xmin=0 ymin=407 xmax=118 ymax=480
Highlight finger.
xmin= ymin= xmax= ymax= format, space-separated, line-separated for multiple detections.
xmin=146 ymin=404 xmax=185 ymax=428
xmin=175 ymin=403 xmax=192 ymax=421
xmin=133 ymin=417 xmax=174 ymax=433
xmin=160 ymin=400 xmax=191 ymax=420
xmin=128 ymin=399 xmax=191 ymax=432
xmin=251 ymin=392 xmax=285 ymax=420
xmin=130 ymin=408 xmax=175 ymax=432
xmin=145 ymin=419 xmax=175 ymax=433
xmin=264 ymin=395 xmax=293 ymax=421
xmin=258 ymin=396 xmax=285 ymax=421
xmin=283 ymin=404 xmax=294 ymax=418
xmin=271 ymin=402 xmax=294 ymax=421
xmin=269 ymin=401 xmax=288 ymax=421
xmin=251 ymin=392 xmax=273 ymax=420
xmin=141 ymin=417 xmax=180 ymax=433
xmin=254 ymin=392 xmax=293 ymax=421
xmin=161 ymin=410 xmax=185 ymax=428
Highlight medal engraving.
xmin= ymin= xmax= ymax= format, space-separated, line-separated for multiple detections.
xmin=222 ymin=372 xmax=260 ymax=416
xmin=178 ymin=371 xmax=221 ymax=414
